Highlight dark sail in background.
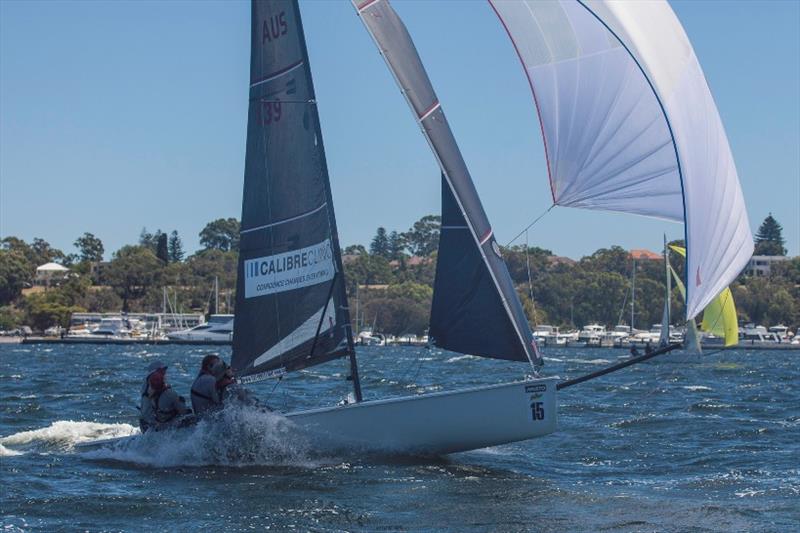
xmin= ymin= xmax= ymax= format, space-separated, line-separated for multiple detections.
xmin=354 ymin=0 xmax=541 ymax=366
xmin=430 ymin=176 xmax=528 ymax=361
xmin=233 ymin=0 xmax=354 ymax=382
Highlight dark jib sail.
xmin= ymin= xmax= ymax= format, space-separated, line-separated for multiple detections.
xmin=430 ymin=175 xmax=529 ymax=361
xmin=354 ymin=0 xmax=541 ymax=366
xmin=233 ymin=0 xmax=355 ymax=384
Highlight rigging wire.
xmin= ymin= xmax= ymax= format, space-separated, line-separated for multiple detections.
xmin=263 ymin=375 xmax=283 ymax=406
xmin=525 ymin=229 xmax=537 ymax=327
xmin=505 ymin=204 xmax=555 ymax=247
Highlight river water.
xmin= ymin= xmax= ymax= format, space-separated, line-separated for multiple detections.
xmin=1 ymin=343 xmax=797 ymax=531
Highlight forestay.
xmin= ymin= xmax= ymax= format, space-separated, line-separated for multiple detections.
xmin=353 ymin=0 xmax=541 ymax=366
xmin=232 ymin=0 xmax=354 ymax=381
xmin=489 ymin=0 xmax=753 ymax=320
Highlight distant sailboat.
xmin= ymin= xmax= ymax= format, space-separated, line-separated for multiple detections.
xmin=668 ymin=245 xmax=739 ymax=349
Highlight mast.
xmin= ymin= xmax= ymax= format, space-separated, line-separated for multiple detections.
xmin=659 ymin=234 xmax=671 ymax=347
xmin=214 ymin=276 xmax=219 ymax=315
xmin=631 ymin=258 xmax=636 ymax=331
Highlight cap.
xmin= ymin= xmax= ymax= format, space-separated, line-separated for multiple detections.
xmin=147 ymin=360 xmax=168 ymax=373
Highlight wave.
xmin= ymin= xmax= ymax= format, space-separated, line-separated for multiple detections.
xmin=682 ymin=385 xmax=713 ymax=392
xmin=445 ymin=354 xmax=478 ymax=363
xmin=563 ymin=358 xmax=611 ymax=365
xmin=0 ymin=443 xmax=23 ymax=456
xmin=0 ymin=420 xmax=138 ymax=454
xmin=81 ymin=403 xmax=319 ymax=468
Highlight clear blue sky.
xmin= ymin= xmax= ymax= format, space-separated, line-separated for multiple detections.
xmin=1 ymin=0 xmax=798 ymax=260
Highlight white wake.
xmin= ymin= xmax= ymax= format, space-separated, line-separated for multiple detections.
xmin=80 ymin=403 xmax=318 ymax=468
xmin=0 ymin=420 xmax=138 ymax=454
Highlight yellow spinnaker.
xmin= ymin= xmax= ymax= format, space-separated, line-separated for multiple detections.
xmin=669 ymin=245 xmax=738 ymax=346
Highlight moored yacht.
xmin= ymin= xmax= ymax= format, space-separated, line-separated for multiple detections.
xmin=578 ymin=323 xmax=606 ymax=345
xmin=167 ymin=314 xmax=234 ymax=342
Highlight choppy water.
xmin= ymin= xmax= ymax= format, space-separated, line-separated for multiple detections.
xmin=1 ymin=344 xmax=798 ymax=532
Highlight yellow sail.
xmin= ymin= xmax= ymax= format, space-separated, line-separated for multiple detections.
xmin=669 ymin=245 xmax=738 ymax=346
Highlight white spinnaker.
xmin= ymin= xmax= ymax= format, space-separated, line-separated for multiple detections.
xmin=489 ymin=0 xmax=753 ymax=319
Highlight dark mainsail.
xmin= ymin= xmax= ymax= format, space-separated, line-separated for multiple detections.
xmin=430 ymin=176 xmax=528 ymax=361
xmin=232 ymin=0 xmax=356 ymax=384
xmin=354 ymin=0 xmax=542 ymax=366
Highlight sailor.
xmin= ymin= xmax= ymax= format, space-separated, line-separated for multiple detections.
xmin=630 ymin=345 xmax=640 ymax=357
xmin=191 ymin=355 xmax=226 ymax=417
xmin=139 ymin=360 xmax=190 ymax=432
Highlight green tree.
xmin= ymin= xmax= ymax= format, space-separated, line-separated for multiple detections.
xmin=0 ymin=250 xmax=33 ymax=305
xmin=73 ymin=232 xmax=104 ymax=262
xmin=580 ymin=246 xmax=630 ymax=277
xmin=156 ymin=233 xmax=169 ymax=263
xmin=503 ymin=245 xmax=552 ymax=285
xmin=199 ymin=218 xmax=240 ymax=251
xmin=23 ymin=293 xmax=84 ymax=331
xmin=0 ymin=306 xmax=24 ymax=330
xmin=766 ymin=288 xmax=797 ymax=326
xmin=363 ymin=297 xmax=429 ymax=336
xmin=388 ymin=231 xmax=406 ymax=260
xmin=344 ymin=254 xmax=394 ymax=295
xmin=344 ymin=244 xmax=367 ymax=256
xmin=168 ymin=230 xmax=184 ymax=262
xmin=82 ymin=288 xmax=123 ymax=313
xmin=139 ymin=228 xmax=164 ymax=252
xmin=370 ymin=227 xmax=391 ymax=258
xmin=754 ymin=214 xmax=787 ymax=255
xmin=385 ymin=281 xmax=433 ymax=303
xmin=403 ymin=215 xmax=440 ymax=256
xmin=105 ymin=246 xmax=165 ymax=311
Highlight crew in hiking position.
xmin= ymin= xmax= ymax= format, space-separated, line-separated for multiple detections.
xmin=191 ymin=355 xmax=235 ymax=417
xmin=139 ymin=361 xmax=191 ymax=432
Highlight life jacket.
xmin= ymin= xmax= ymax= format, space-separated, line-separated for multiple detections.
xmin=145 ymin=372 xmax=180 ymax=425
xmin=190 ymin=371 xmax=217 ymax=403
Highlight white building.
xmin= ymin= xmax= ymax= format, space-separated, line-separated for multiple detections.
xmin=34 ymin=262 xmax=70 ymax=287
xmin=744 ymin=255 xmax=790 ymax=277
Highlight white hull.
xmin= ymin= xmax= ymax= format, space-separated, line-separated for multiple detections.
xmin=289 ymin=377 xmax=558 ymax=455
xmin=77 ymin=378 xmax=558 ymax=456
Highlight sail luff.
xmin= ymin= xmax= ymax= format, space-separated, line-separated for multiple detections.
xmin=353 ymin=0 xmax=540 ymax=366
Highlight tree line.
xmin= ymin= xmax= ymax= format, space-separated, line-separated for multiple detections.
xmin=0 ymin=214 xmax=796 ymax=335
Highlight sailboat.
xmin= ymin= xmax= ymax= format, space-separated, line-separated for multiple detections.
xmin=231 ymin=0 xmax=751 ymax=454
xmin=227 ymin=0 xmax=556 ymax=455
xmin=667 ymin=244 xmax=740 ymax=349
xmin=81 ymin=0 xmax=751 ymax=455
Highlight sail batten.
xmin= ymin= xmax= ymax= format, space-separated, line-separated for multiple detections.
xmin=353 ymin=0 xmax=541 ymax=366
xmin=232 ymin=0 xmax=355 ymax=379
